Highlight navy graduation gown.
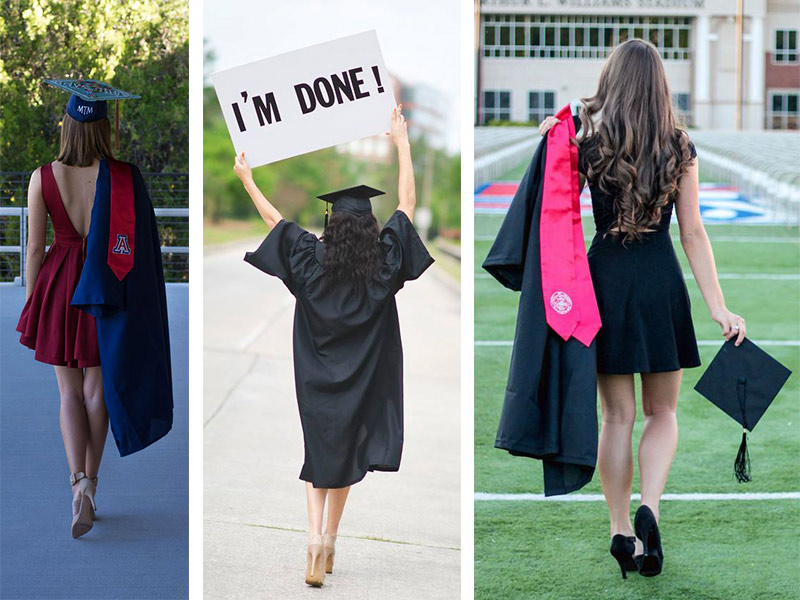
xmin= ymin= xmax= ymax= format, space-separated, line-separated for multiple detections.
xmin=482 ymin=113 xmax=598 ymax=496
xmin=71 ymin=158 xmax=173 ymax=456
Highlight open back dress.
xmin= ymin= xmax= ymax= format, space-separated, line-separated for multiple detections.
xmin=16 ymin=162 xmax=100 ymax=368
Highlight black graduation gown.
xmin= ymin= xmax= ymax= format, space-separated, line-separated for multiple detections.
xmin=482 ymin=114 xmax=598 ymax=496
xmin=244 ymin=210 xmax=434 ymax=488
xmin=71 ymin=159 xmax=173 ymax=456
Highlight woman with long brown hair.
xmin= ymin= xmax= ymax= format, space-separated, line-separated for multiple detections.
xmin=17 ymin=79 xmax=173 ymax=539
xmin=539 ymin=38 xmax=746 ymax=577
xmin=17 ymin=85 xmax=115 ymax=538
xmin=232 ymin=105 xmax=433 ymax=587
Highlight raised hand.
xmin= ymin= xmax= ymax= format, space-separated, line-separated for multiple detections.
xmin=387 ymin=104 xmax=409 ymax=148
xmin=233 ymin=151 xmax=253 ymax=184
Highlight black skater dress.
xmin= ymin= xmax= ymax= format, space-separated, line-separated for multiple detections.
xmin=578 ymin=135 xmax=702 ymax=374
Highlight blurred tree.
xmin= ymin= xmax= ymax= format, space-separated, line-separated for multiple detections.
xmin=203 ymin=87 xmax=460 ymax=236
xmin=0 ymin=0 xmax=188 ymax=173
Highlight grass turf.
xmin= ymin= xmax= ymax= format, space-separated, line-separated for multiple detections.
xmin=473 ymin=168 xmax=800 ymax=599
xmin=475 ymin=501 xmax=800 ymax=600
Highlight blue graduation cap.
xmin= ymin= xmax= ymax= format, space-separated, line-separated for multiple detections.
xmin=44 ymin=79 xmax=140 ymax=148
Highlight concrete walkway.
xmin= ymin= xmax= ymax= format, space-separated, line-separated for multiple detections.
xmin=0 ymin=284 xmax=189 ymax=599
xmin=203 ymin=237 xmax=461 ymax=599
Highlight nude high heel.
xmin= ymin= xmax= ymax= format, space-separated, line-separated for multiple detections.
xmin=305 ymin=534 xmax=325 ymax=587
xmin=323 ymin=532 xmax=336 ymax=574
xmin=87 ymin=476 xmax=98 ymax=521
xmin=69 ymin=472 xmax=93 ymax=539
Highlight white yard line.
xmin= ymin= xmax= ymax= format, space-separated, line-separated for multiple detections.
xmin=475 ymin=235 xmax=800 ymax=243
xmin=475 ymin=492 xmax=800 ymax=502
xmin=474 ymin=273 xmax=800 ymax=280
xmin=475 ymin=340 xmax=800 ymax=347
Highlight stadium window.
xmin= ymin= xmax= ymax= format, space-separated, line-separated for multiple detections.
xmin=767 ymin=91 xmax=799 ymax=130
xmin=484 ymin=25 xmax=495 ymax=47
xmin=481 ymin=14 xmax=691 ymax=61
xmin=515 ymin=21 xmax=526 ymax=57
xmin=672 ymin=92 xmax=692 ymax=127
xmin=528 ymin=91 xmax=556 ymax=124
xmin=483 ymin=90 xmax=512 ymax=124
xmin=774 ymin=30 xmax=798 ymax=63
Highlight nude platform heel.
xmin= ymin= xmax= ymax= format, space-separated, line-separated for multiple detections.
xmin=305 ymin=534 xmax=325 ymax=587
xmin=69 ymin=472 xmax=94 ymax=539
xmin=323 ymin=532 xmax=336 ymax=574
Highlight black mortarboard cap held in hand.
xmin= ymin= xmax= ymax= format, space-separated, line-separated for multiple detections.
xmin=694 ymin=338 xmax=792 ymax=483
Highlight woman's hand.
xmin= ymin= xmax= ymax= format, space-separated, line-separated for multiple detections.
xmin=712 ymin=308 xmax=746 ymax=346
xmin=388 ymin=104 xmax=409 ymax=148
xmin=233 ymin=151 xmax=253 ymax=185
xmin=538 ymin=115 xmax=560 ymax=136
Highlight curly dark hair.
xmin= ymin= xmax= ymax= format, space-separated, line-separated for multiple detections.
xmin=577 ymin=38 xmax=695 ymax=242
xmin=321 ymin=211 xmax=383 ymax=289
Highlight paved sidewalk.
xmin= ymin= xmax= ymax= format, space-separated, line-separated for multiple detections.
xmin=203 ymin=238 xmax=461 ymax=599
xmin=0 ymin=284 xmax=189 ymax=599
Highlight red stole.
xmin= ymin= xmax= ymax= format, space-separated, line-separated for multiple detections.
xmin=107 ymin=159 xmax=135 ymax=281
xmin=539 ymin=104 xmax=601 ymax=347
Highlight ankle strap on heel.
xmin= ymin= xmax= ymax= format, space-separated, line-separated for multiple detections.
xmin=69 ymin=471 xmax=87 ymax=486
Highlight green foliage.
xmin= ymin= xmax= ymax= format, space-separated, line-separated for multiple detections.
xmin=0 ymin=0 xmax=188 ymax=172
xmin=203 ymin=86 xmax=461 ymax=234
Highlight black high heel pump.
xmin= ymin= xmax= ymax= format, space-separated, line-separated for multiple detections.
xmin=634 ymin=505 xmax=663 ymax=577
xmin=609 ymin=534 xmax=638 ymax=579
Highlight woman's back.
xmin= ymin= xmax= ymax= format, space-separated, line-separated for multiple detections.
xmin=50 ymin=159 xmax=100 ymax=239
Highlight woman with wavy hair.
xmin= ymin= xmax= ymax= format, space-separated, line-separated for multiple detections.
xmin=232 ymin=105 xmax=433 ymax=587
xmin=538 ymin=38 xmax=746 ymax=577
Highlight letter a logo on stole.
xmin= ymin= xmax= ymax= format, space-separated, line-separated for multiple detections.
xmin=112 ymin=234 xmax=131 ymax=255
xmin=107 ymin=159 xmax=135 ymax=281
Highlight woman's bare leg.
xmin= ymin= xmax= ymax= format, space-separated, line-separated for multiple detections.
xmin=82 ymin=366 xmax=107 ymax=479
xmin=55 ymin=366 xmax=87 ymax=478
xmin=597 ymin=373 xmax=637 ymax=539
xmin=325 ymin=486 xmax=351 ymax=535
xmin=638 ymin=370 xmax=682 ymax=522
xmin=306 ymin=482 xmax=328 ymax=537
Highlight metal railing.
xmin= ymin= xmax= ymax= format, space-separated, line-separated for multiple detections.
xmin=694 ymin=148 xmax=800 ymax=224
xmin=0 ymin=171 xmax=188 ymax=283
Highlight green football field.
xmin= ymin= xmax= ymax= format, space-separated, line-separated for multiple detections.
xmin=473 ymin=171 xmax=800 ymax=599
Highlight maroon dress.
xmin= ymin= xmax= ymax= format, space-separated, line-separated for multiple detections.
xmin=16 ymin=162 xmax=100 ymax=368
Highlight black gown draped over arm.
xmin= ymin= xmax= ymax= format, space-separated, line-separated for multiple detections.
xmin=482 ymin=114 xmax=599 ymax=497
xmin=244 ymin=210 xmax=434 ymax=488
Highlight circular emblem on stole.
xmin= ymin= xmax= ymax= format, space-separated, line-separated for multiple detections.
xmin=550 ymin=291 xmax=573 ymax=315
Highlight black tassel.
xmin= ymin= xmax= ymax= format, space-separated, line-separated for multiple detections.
xmin=734 ymin=429 xmax=751 ymax=483
xmin=324 ymin=203 xmax=329 ymax=229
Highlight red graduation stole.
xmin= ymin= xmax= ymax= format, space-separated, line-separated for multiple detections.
xmin=107 ymin=158 xmax=135 ymax=281
xmin=539 ymin=104 xmax=601 ymax=347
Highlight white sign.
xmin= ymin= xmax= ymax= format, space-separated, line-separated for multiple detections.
xmin=211 ymin=31 xmax=396 ymax=167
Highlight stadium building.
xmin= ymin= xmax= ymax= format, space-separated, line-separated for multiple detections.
xmin=476 ymin=0 xmax=800 ymax=129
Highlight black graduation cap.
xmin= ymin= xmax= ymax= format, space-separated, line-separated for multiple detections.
xmin=694 ymin=338 xmax=792 ymax=483
xmin=318 ymin=185 xmax=385 ymax=227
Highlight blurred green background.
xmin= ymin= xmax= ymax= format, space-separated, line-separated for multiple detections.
xmin=0 ymin=0 xmax=188 ymax=172
xmin=0 ymin=0 xmax=189 ymax=281
xmin=203 ymin=48 xmax=461 ymax=249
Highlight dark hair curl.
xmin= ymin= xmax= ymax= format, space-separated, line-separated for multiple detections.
xmin=321 ymin=211 xmax=382 ymax=289
xmin=577 ymin=38 xmax=695 ymax=242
